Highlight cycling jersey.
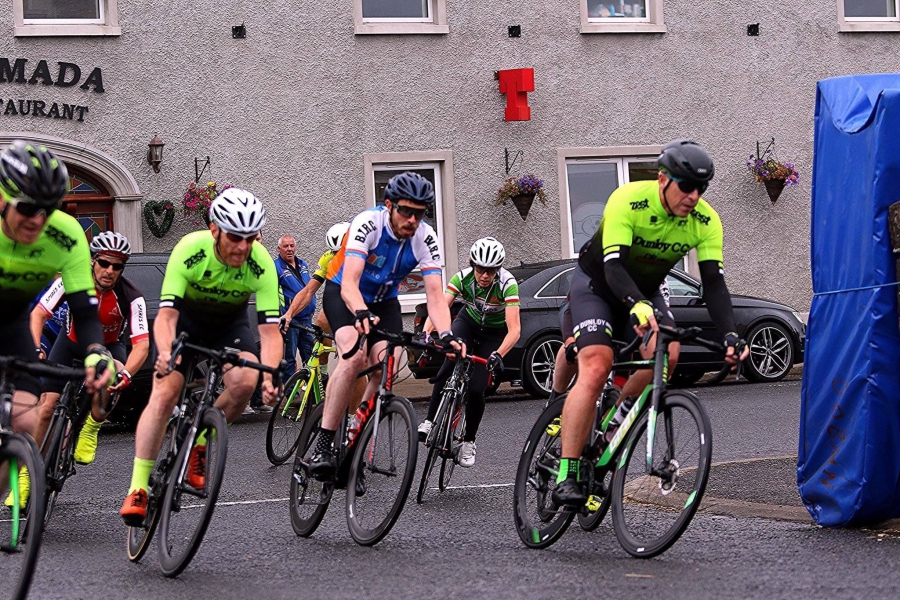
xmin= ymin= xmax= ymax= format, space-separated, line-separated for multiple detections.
xmin=159 ymin=231 xmax=280 ymax=326
xmin=579 ymin=179 xmax=723 ymax=300
xmin=0 ymin=209 xmax=96 ymax=324
xmin=326 ymin=206 xmax=443 ymax=303
xmin=38 ymin=275 xmax=149 ymax=346
xmin=446 ymin=267 xmax=520 ymax=328
xmin=312 ymin=249 xmax=335 ymax=283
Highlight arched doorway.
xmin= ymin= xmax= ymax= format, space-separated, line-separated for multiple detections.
xmin=63 ymin=169 xmax=115 ymax=243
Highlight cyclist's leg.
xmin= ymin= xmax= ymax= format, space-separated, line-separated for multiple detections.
xmin=619 ymin=293 xmax=676 ymax=399
xmin=556 ymin=266 xmax=615 ymax=504
xmin=550 ymin=300 xmax=577 ymax=400
xmin=315 ymin=310 xmax=332 ymax=365
xmin=425 ymin=358 xmax=453 ymax=422
xmin=283 ymin=324 xmax=300 ymax=381
xmin=217 ymin=351 xmax=261 ymax=422
xmin=296 ymin=321 xmax=315 ymax=365
xmin=319 ymin=282 xmax=367 ymax=432
xmin=27 ymin=331 xmax=79 ymax=448
xmin=462 ymin=319 xmax=503 ymax=443
xmin=4 ymin=312 xmax=46 ymax=437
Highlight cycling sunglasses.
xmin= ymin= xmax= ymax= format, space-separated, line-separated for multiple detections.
xmin=472 ymin=264 xmax=499 ymax=276
xmin=394 ymin=204 xmax=427 ymax=221
xmin=667 ymin=174 xmax=708 ymax=196
xmin=10 ymin=198 xmax=55 ymax=218
xmin=224 ymin=231 xmax=258 ymax=243
xmin=96 ymin=258 xmax=126 ymax=271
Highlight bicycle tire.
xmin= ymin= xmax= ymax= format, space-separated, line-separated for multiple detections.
xmin=439 ymin=399 xmax=466 ymax=492
xmin=0 ymin=433 xmax=47 ymax=600
xmin=610 ymin=390 xmax=712 ymax=558
xmin=40 ymin=407 xmax=69 ymax=525
xmin=416 ymin=390 xmax=452 ymax=504
xmin=512 ymin=396 xmax=574 ymax=549
xmin=266 ymin=369 xmax=311 ymax=465
xmin=577 ymin=468 xmax=612 ymax=532
xmin=289 ymin=402 xmax=333 ymax=537
xmin=127 ymin=416 xmax=179 ymax=563
xmin=346 ymin=396 xmax=418 ymax=546
xmin=158 ymin=407 xmax=229 ymax=577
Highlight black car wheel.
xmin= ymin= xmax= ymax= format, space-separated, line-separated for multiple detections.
xmin=743 ymin=321 xmax=794 ymax=383
xmin=522 ymin=333 xmax=562 ymax=398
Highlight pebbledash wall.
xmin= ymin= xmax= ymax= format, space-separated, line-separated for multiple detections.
xmin=0 ymin=0 xmax=896 ymax=312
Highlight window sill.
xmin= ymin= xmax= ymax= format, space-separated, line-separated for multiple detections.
xmin=355 ymin=22 xmax=448 ymax=35
xmin=580 ymin=22 xmax=666 ymax=33
xmin=15 ymin=23 xmax=121 ymax=36
xmin=838 ymin=21 xmax=900 ymax=32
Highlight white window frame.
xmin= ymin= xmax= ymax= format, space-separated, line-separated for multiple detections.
xmin=557 ymin=145 xmax=697 ymax=276
xmin=14 ymin=0 xmax=121 ymax=36
xmin=580 ymin=0 xmax=666 ymax=33
xmin=838 ymin=0 xmax=900 ymax=31
xmin=363 ymin=150 xmax=457 ymax=312
xmin=354 ymin=0 xmax=448 ymax=35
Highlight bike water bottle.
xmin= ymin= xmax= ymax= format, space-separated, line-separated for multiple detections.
xmin=347 ymin=398 xmax=372 ymax=444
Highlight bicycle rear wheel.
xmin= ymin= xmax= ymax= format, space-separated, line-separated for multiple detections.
xmin=0 ymin=433 xmax=46 ymax=600
xmin=512 ymin=396 xmax=574 ymax=549
xmin=289 ymin=402 xmax=333 ymax=537
xmin=158 ymin=407 xmax=228 ymax=577
xmin=127 ymin=416 xmax=178 ymax=563
xmin=439 ymin=400 xmax=466 ymax=492
xmin=266 ymin=370 xmax=311 ymax=465
xmin=610 ymin=391 xmax=712 ymax=558
xmin=346 ymin=396 xmax=417 ymax=546
xmin=40 ymin=407 xmax=71 ymax=525
xmin=416 ymin=390 xmax=452 ymax=504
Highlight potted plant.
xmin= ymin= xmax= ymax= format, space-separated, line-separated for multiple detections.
xmin=182 ymin=181 xmax=233 ymax=226
xmin=495 ymin=173 xmax=547 ymax=219
xmin=746 ymin=152 xmax=799 ymax=204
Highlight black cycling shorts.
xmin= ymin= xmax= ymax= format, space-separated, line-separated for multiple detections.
xmin=44 ymin=335 xmax=127 ymax=393
xmin=322 ymin=281 xmax=403 ymax=347
xmin=0 ymin=310 xmax=42 ymax=397
xmin=172 ymin=309 xmax=258 ymax=376
xmin=568 ymin=264 xmax=674 ymax=350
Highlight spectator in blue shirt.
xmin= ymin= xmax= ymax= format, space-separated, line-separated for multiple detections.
xmin=275 ymin=235 xmax=315 ymax=379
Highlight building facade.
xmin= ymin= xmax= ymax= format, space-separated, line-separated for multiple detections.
xmin=1 ymin=0 xmax=896 ymax=311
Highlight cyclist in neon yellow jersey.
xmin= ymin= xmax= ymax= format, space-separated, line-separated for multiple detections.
xmin=120 ymin=188 xmax=283 ymax=525
xmin=554 ymin=140 xmax=750 ymax=506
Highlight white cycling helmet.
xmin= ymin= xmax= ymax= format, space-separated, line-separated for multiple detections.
xmin=470 ymin=237 xmax=505 ymax=268
xmin=326 ymin=222 xmax=350 ymax=252
xmin=209 ymin=188 xmax=267 ymax=235
xmin=90 ymin=231 xmax=131 ymax=260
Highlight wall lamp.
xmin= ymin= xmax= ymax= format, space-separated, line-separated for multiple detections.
xmin=147 ymin=135 xmax=164 ymax=173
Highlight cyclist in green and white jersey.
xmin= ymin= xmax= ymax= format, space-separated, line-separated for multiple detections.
xmin=419 ymin=237 xmax=521 ymax=467
xmin=120 ymin=188 xmax=283 ymax=524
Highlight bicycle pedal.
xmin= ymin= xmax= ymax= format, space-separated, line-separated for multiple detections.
xmin=585 ymin=495 xmax=602 ymax=512
xmin=545 ymin=418 xmax=561 ymax=437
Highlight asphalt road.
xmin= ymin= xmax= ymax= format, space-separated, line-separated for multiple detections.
xmin=20 ymin=377 xmax=900 ymax=599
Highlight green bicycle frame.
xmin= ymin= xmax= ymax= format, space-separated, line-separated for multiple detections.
xmin=281 ymin=338 xmax=333 ymax=417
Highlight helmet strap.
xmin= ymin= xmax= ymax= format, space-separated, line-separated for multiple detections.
xmin=660 ymin=179 xmax=676 ymax=217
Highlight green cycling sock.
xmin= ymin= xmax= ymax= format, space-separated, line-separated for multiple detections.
xmin=195 ymin=428 xmax=218 ymax=447
xmin=129 ymin=458 xmax=155 ymax=493
xmin=556 ymin=458 xmax=581 ymax=484
xmin=83 ymin=414 xmax=103 ymax=433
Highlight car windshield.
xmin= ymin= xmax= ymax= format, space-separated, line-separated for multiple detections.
xmin=508 ymin=260 xmax=574 ymax=285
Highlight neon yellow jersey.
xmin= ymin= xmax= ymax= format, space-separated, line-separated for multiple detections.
xmin=312 ymin=249 xmax=335 ymax=282
xmin=0 ymin=209 xmax=95 ymax=319
xmin=159 ymin=230 xmax=280 ymax=325
xmin=579 ymin=180 xmax=724 ymax=298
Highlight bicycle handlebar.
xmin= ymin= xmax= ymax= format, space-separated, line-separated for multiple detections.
xmin=0 ymin=356 xmax=87 ymax=381
xmin=341 ymin=326 xmax=469 ymax=362
xmin=161 ymin=332 xmax=285 ymax=388
xmin=291 ymin=323 xmax=334 ymax=342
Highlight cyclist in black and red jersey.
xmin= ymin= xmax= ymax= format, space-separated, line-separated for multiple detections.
xmin=30 ymin=231 xmax=149 ymax=465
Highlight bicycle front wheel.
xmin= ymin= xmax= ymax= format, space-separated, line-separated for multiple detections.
xmin=158 ymin=407 xmax=228 ymax=577
xmin=347 ymin=396 xmax=417 ymax=546
xmin=439 ymin=400 xmax=466 ymax=492
xmin=266 ymin=370 xmax=311 ymax=465
xmin=610 ymin=391 xmax=712 ymax=558
xmin=0 ymin=433 xmax=47 ymax=600
xmin=512 ymin=395 xmax=574 ymax=549
xmin=40 ymin=407 xmax=70 ymax=526
xmin=289 ymin=402 xmax=333 ymax=537
xmin=416 ymin=390 xmax=452 ymax=505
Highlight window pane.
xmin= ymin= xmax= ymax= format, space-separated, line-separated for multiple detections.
xmin=24 ymin=0 xmax=100 ymax=19
xmin=567 ymin=162 xmax=620 ymax=253
xmin=666 ymin=274 xmax=700 ymax=297
xmin=362 ymin=0 xmax=429 ymax=19
xmin=845 ymin=0 xmax=897 ymax=17
xmin=627 ymin=160 xmax=658 ymax=182
xmin=588 ymin=0 xmax=646 ymax=18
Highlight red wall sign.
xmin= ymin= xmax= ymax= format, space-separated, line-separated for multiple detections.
xmin=497 ymin=68 xmax=534 ymax=121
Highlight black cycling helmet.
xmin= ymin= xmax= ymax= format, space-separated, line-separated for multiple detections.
xmin=657 ymin=140 xmax=714 ymax=183
xmin=384 ymin=171 xmax=435 ymax=206
xmin=0 ymin=140 xmax=69 ymax=208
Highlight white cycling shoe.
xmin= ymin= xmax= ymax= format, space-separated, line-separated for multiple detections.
xmin=459 ymin=441 xmax=476 ymax=468
xmin=417 ymin=420 xmax=432 ymax=442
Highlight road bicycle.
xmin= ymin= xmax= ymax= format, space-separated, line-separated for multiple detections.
xmin=126 ymin=333 xmax=283 ymax=577
xmin=513 ymin=322 xmax=724 ymax=558
xmin=416 ymin=352 xmax=488 ymax=504
xmin=266 ymin=324 xmax=334 ymax=465
xmin=289 ymin=327 xmax=435 ymax=546
xmin=0 ymin=356 xmax=85 ymax=600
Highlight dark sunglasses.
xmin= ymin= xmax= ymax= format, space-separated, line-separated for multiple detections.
xmin=96 ymin=258 xmax=125 ymax=271
xmin=473 ymin=264 xmax=499 ymax=276
xmin=668 ymin=175 xmax=708 ymax=196
xmin=394 ymin=204 xmax=427 ymax=221
xmin=225 ymin=231 xmax=258 ymax=243
xmin=12 ymin=200 xmax=55 ymax=218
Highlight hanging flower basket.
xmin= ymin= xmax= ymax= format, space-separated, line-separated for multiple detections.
xmin=763 ymin=178 xmax=786 ymax=204
xmin=747 ymin=150 xmax=799 ymax=205
xmin=495 ymin=174 xmax=547 ymax=220
xmin=182 ymin=181 xmax=233 ymax=227
xmin=143 ymin=200 xmax=175 ymax=238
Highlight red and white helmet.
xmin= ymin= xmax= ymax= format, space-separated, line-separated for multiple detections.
xmin=209 ymin=188 xmax=267 ymax=235
xmin=90 ymin=231 xmax=131 ymax=260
